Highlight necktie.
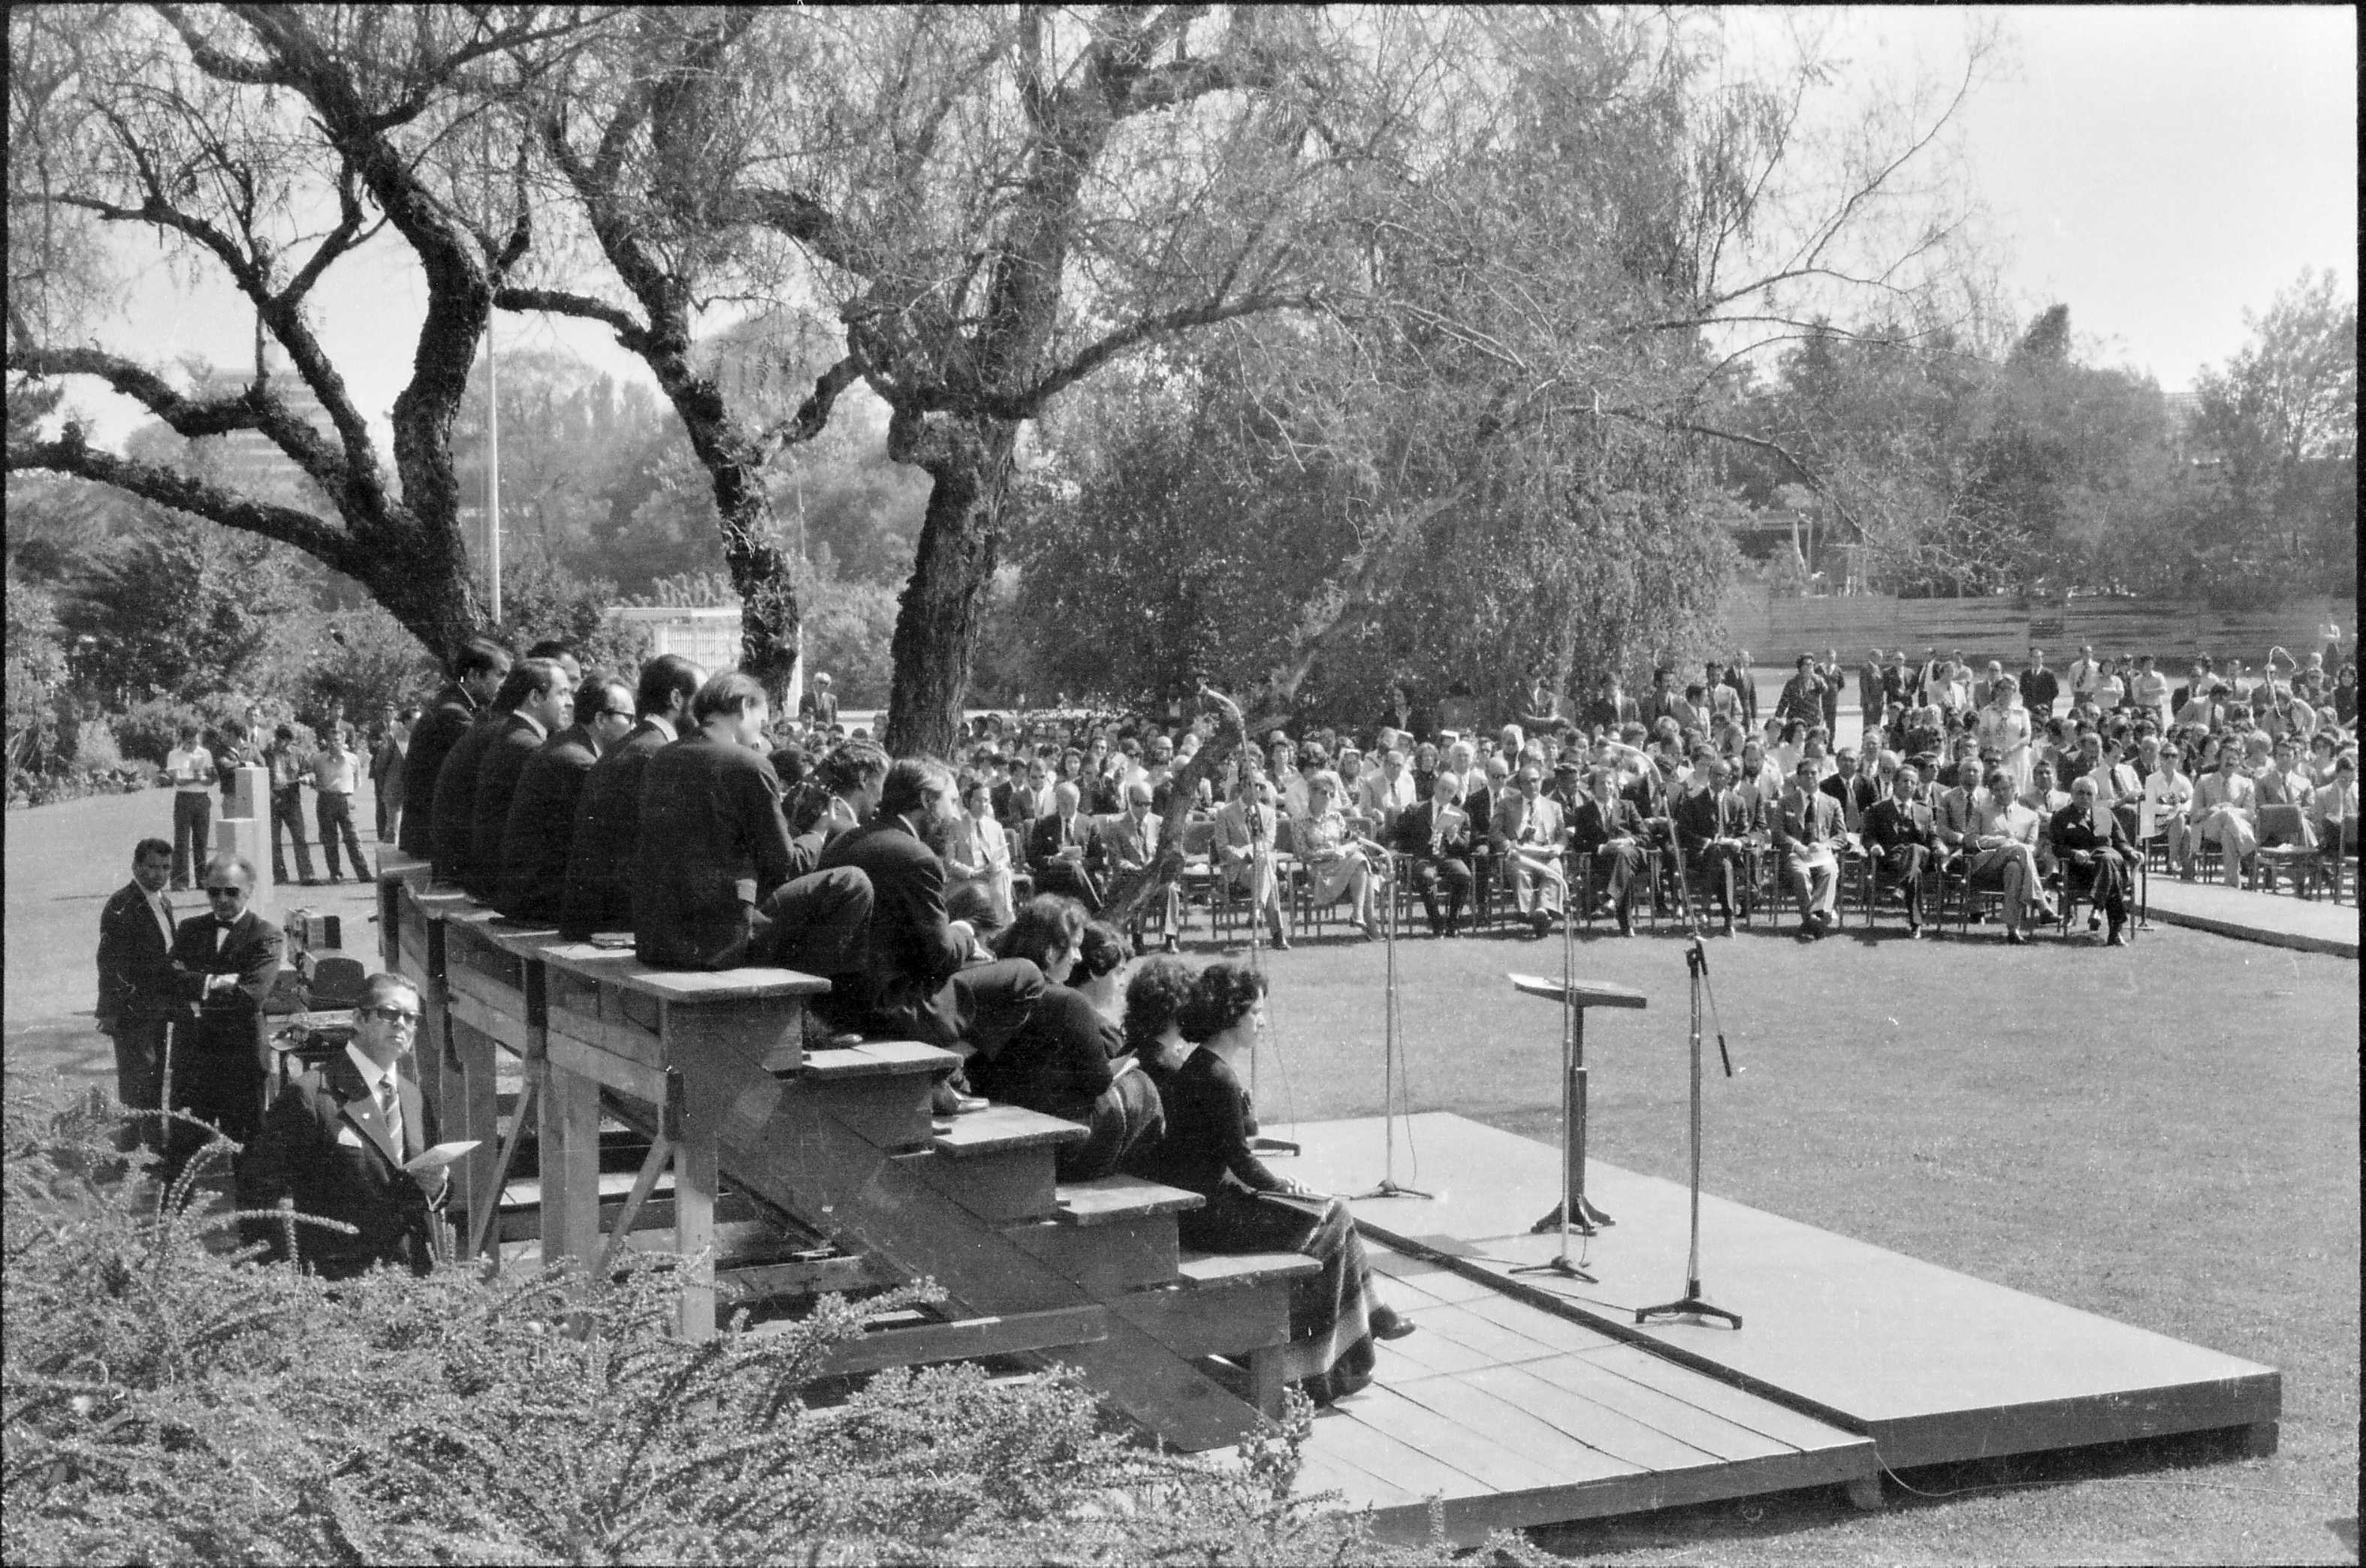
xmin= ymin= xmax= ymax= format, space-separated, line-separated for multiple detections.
xmin=379 ymin=1077 xmax=404 ymax=1158
xmin=153 ymin=892 xmax=175 ymax=948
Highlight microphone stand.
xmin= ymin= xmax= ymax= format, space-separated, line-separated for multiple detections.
xmin=1239 ymin=769 xmax=1297 ymax=1159
xmin=1634 ymin=825 xmax=1743 ymax=1331
xmin=1525 ymin=843 xmax=1612 ymax=1235
xmin=1350 ymin=847 xmax=1433 ymax=1202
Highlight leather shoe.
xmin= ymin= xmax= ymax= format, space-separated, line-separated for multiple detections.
xmin=1371 ymin=1304 xmax=1417 ymax=1341
xmin=2003 ymin=929 xmax=2028 ymax=946
xmin=1905 ymin=922 xmax=1924 ymax=939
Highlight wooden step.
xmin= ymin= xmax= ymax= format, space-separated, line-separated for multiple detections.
xmin=1004 ymin=1215 xmax=1181 ymax=1296
xmin=795 ymin=1040 xmax=960 ymax=1080
xmin=748 ymin=1303 xmax=1110 ymax=1378
xmin=1177 ymin=1250 xmax=1321 ymax=1289
xmin=928 ymin=1102 xmax=1088 ymax=1158
xmin=717 ymin=1251 xmax=900 ymax=1304
xmin=898 ymin=1104 xmax=1090 ymax=1223
xmin=1054 ymin=1175 xmax=1204 ymax=1227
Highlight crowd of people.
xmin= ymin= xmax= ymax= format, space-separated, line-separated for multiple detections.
xmin=96 ymin=626 xmax=2355 ymax=1402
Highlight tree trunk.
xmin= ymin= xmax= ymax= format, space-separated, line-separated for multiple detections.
xmin=713 ymin=466 xmax=799 ymax=703
xmin=882 ymin=411 xmax=1017 ymax=758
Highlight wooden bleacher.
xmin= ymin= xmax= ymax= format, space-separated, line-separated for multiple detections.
xmin=373 ymin=849 xmax=1303 ymax=1450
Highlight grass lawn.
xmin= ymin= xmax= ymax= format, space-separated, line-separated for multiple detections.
xmin=1209 ymin=902 xmax=2358 ymax=1565
xmin=8 ymin=791 xmax=2355 ymax=1562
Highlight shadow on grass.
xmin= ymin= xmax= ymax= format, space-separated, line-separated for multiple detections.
xmin=1529 ymin=1425 xmax=2281 ymax=1559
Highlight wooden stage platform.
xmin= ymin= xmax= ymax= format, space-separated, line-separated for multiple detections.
xmin=1275 ymin=1114 xmax=2280 ymax=1542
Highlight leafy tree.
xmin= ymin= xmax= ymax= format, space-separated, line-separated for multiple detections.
xmin=58 ymin=523 xmax=311 ymax=704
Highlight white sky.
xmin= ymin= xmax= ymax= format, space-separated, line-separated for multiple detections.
xmin=62 ymin=5 xmax=2361 ymax=450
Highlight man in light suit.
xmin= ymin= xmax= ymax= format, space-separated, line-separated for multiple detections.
xmin=1215 ymin=772 xmax=1288 ymax=950
xmin=165 ymin=855 xmax=283 ymax=1180
xmin=1772 ymin=758 xmax=1848 ymax=938
xmin=1095 ymin=778 xmax=1179 ymax=951
xmin=240 ymin=972 xmax=446 ymax=1278
xmin=98 ymin=837 xmax=180 ymax=1155
xmin=1027 ymin=780 xmax=1103 ymax=911
xmin=1490 ymin=763 xmax=1567 ymax=938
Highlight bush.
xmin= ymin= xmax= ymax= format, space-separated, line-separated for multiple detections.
xmin=2 ymin=1075 xmax=1487 ymax=1566
xmin=109 ymin=694 xmax=262 ymax=768
xmin=6 ymin=761 xmax=158 ymax=810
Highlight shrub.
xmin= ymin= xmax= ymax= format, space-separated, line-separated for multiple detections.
xmin=2 ymin=1075 xmax=1488 ymax=1566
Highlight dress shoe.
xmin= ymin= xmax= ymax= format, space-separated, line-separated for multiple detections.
xmin=1370 ymin=1304 xmax=1417 ymax=1341
xmin=1530 ymin=912 xmax=1552 ymax=938
xmin=2106 ymin=929 xmax=2129 ymax=946
xmin=931 ymin=1082 xmax=990 ymax=1115
xmin=2086 ymin=910 xmax=2102 ymax=932
xmin=1905 ymin=922 xmax=1924 ymax=939
xmin=1160 ymin=933 xmax=1179 ymax=954
xmin=2003 ymin=928 xmax=2028 ymax=946
xmin=1722 ymin=917 xmax=1736 ymax=937
xmin=1270 ymin=933 xmax=1291 ymax=952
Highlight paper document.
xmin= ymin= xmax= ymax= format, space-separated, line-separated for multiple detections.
xmin=403 ymin=1140 xmax=481 ymax=1174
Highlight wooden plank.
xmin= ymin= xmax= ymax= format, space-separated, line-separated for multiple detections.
xmin=1311 ymin=1401 xmax=1502 ymax=1500
xmin=1455 ymin=1290 xmax=1622 ymax=1353
xmin=1109 ymin=1280 xmax=1291 ymax=1358
xmin=1519 ymin=1352 xmax=1791 ymax=1463
xmin=1177 ymin=1250 xmax=1320 ymax=1288
xmin=1383 ymin=1370 xmax=1638 ymax=1485
xmin=1291 ymin=1446 xmax=1426 ymax=1511
xmin=1344 ymin=1384 xmax=1572 ymax=1494
xmin=900 ymin=1148 xmax=1058 ymax=1226
xmin=1459 ymin=1361 xmax=1729 ymax=1474
xmin=1003 ymin=1217 xmax=1179 ymax=1296
xmin=785 ymin=1304 xmax=1109 ymax=1377
xmin=928 ymin=1102 xmax=1088 ymax=1156
xmin=548 ymin=1000 xmax=664 ymax=1069
xmin=717 ymin=1253 xmax=897 ymax=1302
xmin=446 ymin=984 xmax=527 ymax=1051
xmin=1398 ymin=1301 xmax=1566 ymax=1368
xmin=1505 ymin=974 xmax=1650 ymax=1009
xmin=442 ymin=1015 xmax=502 ymax=1231
xmin=609 ymin=963 xmax=830 ymax=1003
xmin=801 ymin=1040 xmax=961 ymax=1080
xmin=546 ymin=1031 xmax=670 ymax=1103
xmin=538 ymin=1053 xmax=603 ymax=1269
xmin=665 ymin=996 xmax=806 ymax=1078
xmin=1581 ymin=1343 xmax=1877 ymax=1455
xmin=1055 ymin=1175 xmax=1204 ymax=1226
xmin=674 ymin=1078 xmax=718 ymax=1341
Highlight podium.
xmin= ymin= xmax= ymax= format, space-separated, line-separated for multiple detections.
xmin=1507 ymin=973 xmax=1646 ymax=1237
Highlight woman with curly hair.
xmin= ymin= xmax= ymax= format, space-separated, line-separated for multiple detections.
xmin=1123 ymin=961 xmax=1411 ymax=1405
xmin=967 ymin=900 xmax=1162 ymax=1180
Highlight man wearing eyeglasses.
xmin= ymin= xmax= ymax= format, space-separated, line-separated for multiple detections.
xmin=241 ymin=972 xmax=446 ymax=1278
xmin=164 ymin=856 xmax=283 ymax=1181
xmin=495 ymin=676 xmax=631 ymax=924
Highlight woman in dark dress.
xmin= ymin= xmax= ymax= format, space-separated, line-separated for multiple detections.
xmin=1123 ymin=962 xmax=1411 ymax=1406
xmin=967 ymin=898 xmax=1162 ymax=1180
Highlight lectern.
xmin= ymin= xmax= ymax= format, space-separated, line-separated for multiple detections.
xmin=1507 ymin=972 xmax=1646 ymax=1280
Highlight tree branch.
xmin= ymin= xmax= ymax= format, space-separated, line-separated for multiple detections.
xmin=753 ymin=354 xmax=865 ymax=462
xmin=492 ymin=286 xmax=654 ymax=355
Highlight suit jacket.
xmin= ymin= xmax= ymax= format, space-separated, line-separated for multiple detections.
xmin=1094 ymin=810 xmax=1163 ymax=877
xmin=1392 ymin=798 xmax=1472 ymax=862
xmin=1462 ymin=786 xmax=1501 ymax=852
xmin=1568 ymin=795 xmax=1646 ymax=858
xmin=2048 ymin=801 xmax=2134 ymax=863
xmin=632 ymin=733 xmax=811 ymax=969
xmin=816 ymin=817 xmax=969 ymax=1038
xmin=1772 ymin=787 xmax=1846 ymax=859
xmin=1671 ymin=787 xmax=1749 ymax=854
xmin=1818 ymin=772 xmax=1880 ymax=831
xmin=1583 ymin=696 xmax=1638 ymax=733
xmin=466 ymin=713 xmax=548 ymax=898
xmin=1775 ymin=673 xmax=1826 ymax=726
xmin=98 ymin=882 xmax=180 ymax=1027
xmin=496 ymin=724 xmax=599 ymax=924
xmin=1028 ymin=810 xmax=1097 ymax=874
xmin=429 ymin=712 xmax=504 ymax=882
xmin=168 ymin=909 xmax=282 ymax=1064
xmin=1863 ymin=795 xmax=1933 ymax=855
xmin=239 ymin=1048 xmax=442 ymax=1279
xmin=399 ymin=684 xmax=477 ymax=858
xmin=1212 ymin=799 xmax=1277 ymax=867
xmin=1491 ymin=792 xmax=1565 ymax=855
xmin=558 ymin=719 xmax=671 ymax=940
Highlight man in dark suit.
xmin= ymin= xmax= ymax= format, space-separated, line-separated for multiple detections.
xmin=1863 ymin=763 xmax=1936 ymax=937
xmin=1582 ymin=674 xmax=1639 ymax=736
xmin=1818 ymin=746 xmax=1880 ymax=833
xmin=1026 ymin=781 xmax=1103 ymax=910
xmin=240 ymin=972 xmax=445 ymax=1278
xmin=632 ymin=671 xmax=871 ymax=972
xmin=97 ymin=837 xmax=180 ymax=1154
xmin=495 ymin=677 xmax=629 ymax=924
xmin=1640 ymin=667 xmax=1686 ymax=734
xmin=165 ymin=855 xmax=283 ymax=1179
xmin=2050 ymin=776 xmax=2135 ymax=945
xmin=398 ymin=638 xmax=509 ymax=860
xmin=1392 ymin=770 xmax=1474 ymax=936
xmin=1671 ymin=758 xmax=1750 ymax=934
xmin=463 ymin=659 xmax=577 ymax=900
xmin=1569 ymin=767 xmax=1649 ymax=936
xmin=813 ymin=758 xmax=1043 ymax=1054
xmin=557 ymin=656 xmax=704 ymax=940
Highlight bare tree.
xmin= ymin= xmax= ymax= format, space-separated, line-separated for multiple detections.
xmin=5 ymin=5 xmax=605 ymax=662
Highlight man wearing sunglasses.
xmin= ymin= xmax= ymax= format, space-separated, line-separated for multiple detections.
xmin=164 ymin=856 xmax=283 ymax=1181
xmin=241 ymin=972 xmax=445 ymax=1278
